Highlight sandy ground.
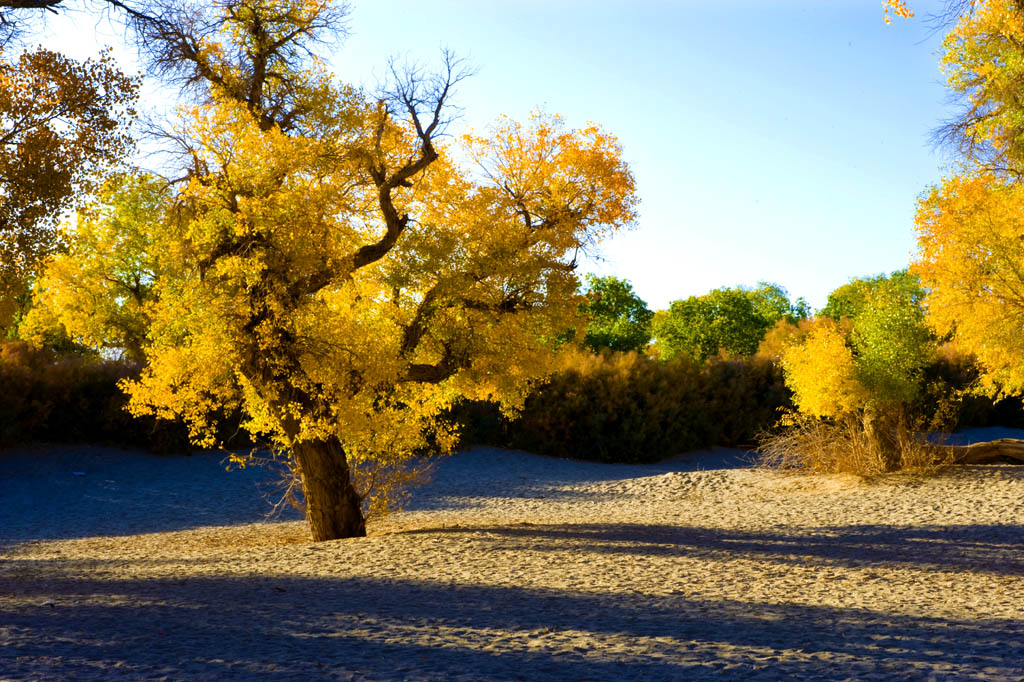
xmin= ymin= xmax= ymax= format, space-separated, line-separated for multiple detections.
xmin=2 ymin=430 xmax=1024 ymax=681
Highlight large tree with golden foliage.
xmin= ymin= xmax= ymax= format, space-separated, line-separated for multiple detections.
xmin=913 ymin=0 xmax=1024 ymax=392
xmin=34 ymin=0 xmax=636 ymax=541
xmin=903 ymin=0 xmax=1024 ymax=466
xmin=0 ymin=47 xmax=137 ymax=331
xmin=766 ymin=0 xmax=1024 ymax=472
xmin=915 ymin=175 xmax=1024 ymax=394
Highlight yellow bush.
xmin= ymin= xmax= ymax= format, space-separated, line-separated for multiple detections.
xmin=782 ymin=320 xmax=866 ymax=418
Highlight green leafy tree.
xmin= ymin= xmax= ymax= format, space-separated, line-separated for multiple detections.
xmin=652 ymin=282 xmax=806 ymax=362
xmin=578 ymin=274 xmax=652 ymax=353
xmin=851 ymin=285 xmax=934 ymax=407
xmin=750 ymin=281 xmax=809 ymax=326
xmin=819 ymin=269 xmax=924 ymax=322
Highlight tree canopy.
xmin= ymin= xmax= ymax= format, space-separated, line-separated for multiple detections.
xmin=781 ymin=270 xmax=933 ymax=417
xmin=19 ymin=174 xmax=166 ymax=360
xmin=0 ymin=47 xmax=137 ymax=332
xmin=652 ymin=282 xmax=806 ymax=363
xmin=30 ymin=0 xmax=637 ymax=541
xmin=935 ymin=0 xmax=1024 ymax=174
xmin=915 ymin=174 xmax=1024 ymax=394
xmin=578 ymin=274 xmax=652 ymax=354
xmin=818 ymin=269 xmax=925 ymax=323
xmin=912 ymin=0 xmax=1024 ymax=396
xmin=779 ymin=282 xmax=935 ymax=472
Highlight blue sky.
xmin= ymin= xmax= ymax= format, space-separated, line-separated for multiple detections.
xmin=40 ymin=0 xmax=955 ymax=311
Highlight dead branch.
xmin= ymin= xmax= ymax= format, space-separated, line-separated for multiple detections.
xmin=942 ymin=438 xmax=1024 ymax=464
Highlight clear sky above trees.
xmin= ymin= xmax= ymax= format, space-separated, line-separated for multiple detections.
xmin=29 ymin=1 xmax=954 ymax=310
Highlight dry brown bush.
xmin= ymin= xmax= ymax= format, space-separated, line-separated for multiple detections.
xmin=757 ymin=411 xmax=953 ymax=476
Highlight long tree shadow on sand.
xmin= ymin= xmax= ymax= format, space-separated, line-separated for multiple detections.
xmin=3 ymin=523 xmax=1023 ymax=681
xmin=402 ymin=522 xmax=1024 ymax=578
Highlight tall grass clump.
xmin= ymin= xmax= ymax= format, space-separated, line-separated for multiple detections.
xmin=758 ymin=411 xmax=951 ymax=475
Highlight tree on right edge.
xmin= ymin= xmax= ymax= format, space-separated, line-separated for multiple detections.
xmin=910 ymin=0 xmax=1024 ymax=463
xmin=764 ymin=0 xmax=1024 ymax=473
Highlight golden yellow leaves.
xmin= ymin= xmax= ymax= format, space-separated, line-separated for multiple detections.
xmin=456 ymin=112 xmax=630 ymax=274
xmin=35 ymin=2 xmax=638 ymax=517
xmin=914 ymin=174 xmax=1024 ymax=394
xmin=909 ymin=0 xmax=1024 ymax=398
xmin=939 ymin=0 xmax=1024 ymax=169
xmin=782 ymin=320 xmax=866 ymax=419
xmin=143 ymin=100 xmax=634 ymax=456
xmin=882 ymin=0 xmax=914 ymax=24
xmin=0 ymin=47 xmax=138 ymax=330
xmin=22 ymin=175 xmax=168 ymax=360
xmin=464 ymin=112 xmax=637 ymax=250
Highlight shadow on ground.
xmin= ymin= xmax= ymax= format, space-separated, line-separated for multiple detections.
xmin=0 ymin=445 xmax=304 ymax=544
xmin=0 ymin=445 xmax=752 ymax=542
xmin=3 ymin=521 xmax=1023 ymax=681
xmin=393 ymin=521 xmax=1024 ymax=577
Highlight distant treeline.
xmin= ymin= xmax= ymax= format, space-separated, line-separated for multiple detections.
xmin=5 ymin=265 xmax=1023 ymax=462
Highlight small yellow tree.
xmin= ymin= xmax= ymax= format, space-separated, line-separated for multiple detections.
xmin=783 ymin=319 xmax=866 ymax=420
xmin=20 ymin=174 xmax=168 ymax=360
xmin=769 ymin=279 xmax=936 ymax=474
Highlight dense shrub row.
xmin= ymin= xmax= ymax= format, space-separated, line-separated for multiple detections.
xmin=0 ymin=341 xmax=190 ymax=452
xmin=456 ymin=348 xmax=1024 ymax=464
xmin=454 ymin=350 xmax=792 ymax=464
xmin=5 ymin=340 xmax=1023 ymax=461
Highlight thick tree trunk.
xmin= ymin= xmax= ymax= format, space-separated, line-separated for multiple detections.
xmin=863 ymin=411 xmax=901 ymax=473
xmin=292 ymin=437 xmax=366 ymax=541
xmin=942 ymin=438 xmax=1024 ymax=465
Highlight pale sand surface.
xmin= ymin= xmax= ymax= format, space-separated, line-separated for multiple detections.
xmin=2 ymin=430 xmax=1023 ymax=681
